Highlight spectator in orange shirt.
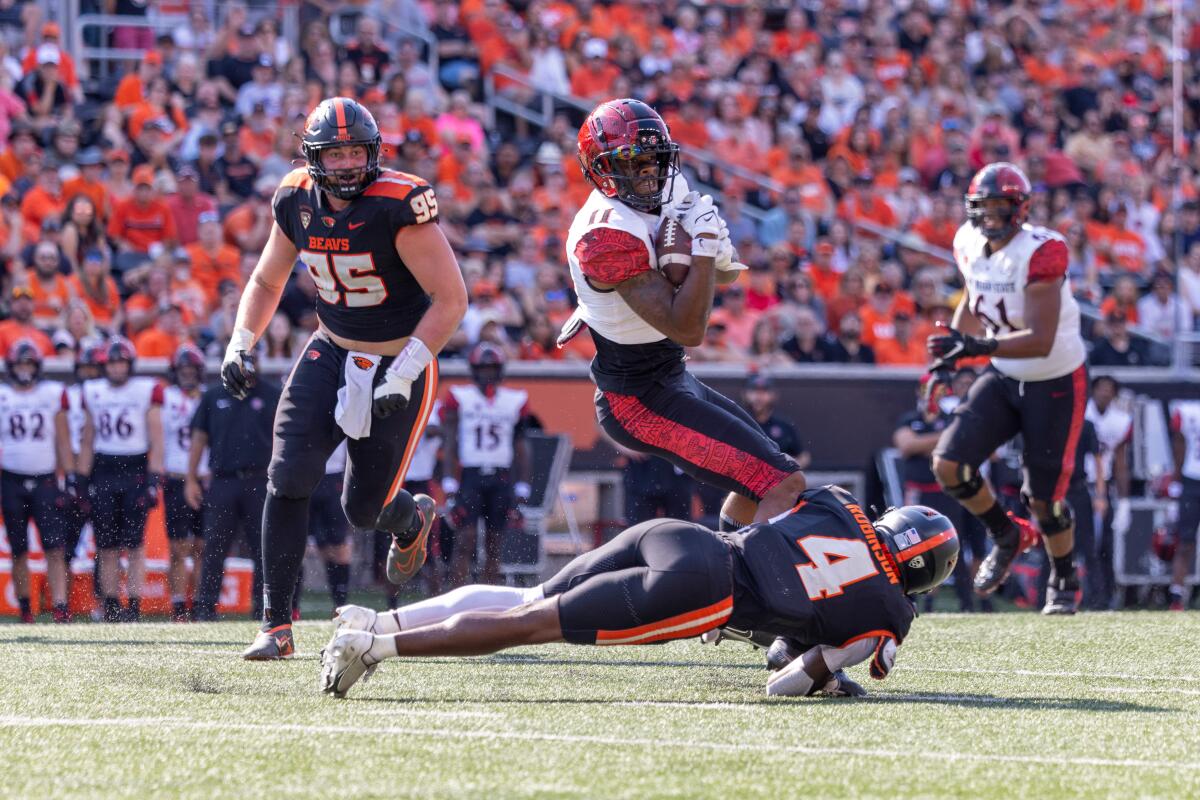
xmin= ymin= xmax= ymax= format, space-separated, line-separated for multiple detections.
xmin=1099 ymin=274 xmax=1141 ymax=325
xmin=806 ymin=240 xmax=843 ymax=301
xmin=874 ymin=311 xmax=928 ymax=366
xmin=25 ymin=240 xmax=70 ymax=330
xmin=19 ymin=163 xmax=66 ymax=242
xmin=113 ymin=50 xmax=163 ymax=111
xmin=20 ymin=23 xmax=80 ymax=96
xmin=837 ymin=172 xmax=898 ymax=239
xmin=0 ymin=287 xmax=54 ymax=356
xmin=108 ymin=165 xmax=177 ymax=254
xmin=126 ymin=76 xmax=189 ymax=141
xmin=0 ymin=122 xmax=38 ymax=186
xmin=133 ymin=303 xmax=188 ymax=357
xmin=62 ymin=147 xmax=110 ymax=222
xmin=911 ymin=194 xmax=958 ymax=254
xmin=859 ymin=283 xmax=900 ymax=348
xmin=222 ymin=175 xmax=273 ymax=254
xmin=570 ymin=39 xmax=621 ymax=102
xmin=67 ymin=249 xmax=122 ymax=331
xmin=186 ymin=211 xmax=241 ymax=308
xmin=166 ymin=165 xmax=217 ymax=246
xmin=1106 ymin=205 xmax=1148 ymax=274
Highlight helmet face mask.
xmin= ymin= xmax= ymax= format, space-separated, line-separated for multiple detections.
xmin=301 ymin=98 xmax=382 ymax=201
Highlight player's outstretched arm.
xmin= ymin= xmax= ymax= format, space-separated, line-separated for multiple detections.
xmin=232 ymin=221 xmax=299 ymax=343
xmin=395 ymin=222 xmax=469 ymax=354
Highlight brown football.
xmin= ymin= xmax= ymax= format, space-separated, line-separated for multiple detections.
xmin=655 ymin=216 xmax=692 ymax=286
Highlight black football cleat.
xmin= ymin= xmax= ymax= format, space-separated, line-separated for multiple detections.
xmin=1042 ymin=574 xmax=1080 ymax=615
xmin=974 ymin=514 xmax=1038 ymax=596
xmin=385 ymin=494 xmax=436 ymax=585
xmin=242 ymin=624 xmax=295 ymax=660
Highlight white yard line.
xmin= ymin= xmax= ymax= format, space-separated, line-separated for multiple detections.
xmin=0 ymin=716 xmax=1195 ymax=772
xmin=901 ymin=665 xmax=1200 ymax=683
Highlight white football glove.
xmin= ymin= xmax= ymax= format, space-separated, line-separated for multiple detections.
xmin=674 ymin=191 xmax=724 ymax=241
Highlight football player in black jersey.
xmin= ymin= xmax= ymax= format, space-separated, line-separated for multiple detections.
xmin=221 ymin=97 xmax=468 ymax=659
xmin=319 ymin=486 xmax=959 ymax=699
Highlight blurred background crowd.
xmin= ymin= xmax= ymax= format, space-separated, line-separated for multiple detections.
xmin=0 ymin=0 xmax=1196 ymax=369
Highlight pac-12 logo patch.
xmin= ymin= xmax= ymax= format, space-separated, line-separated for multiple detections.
xmin=352 ymin=356 xmax=374 ymax=370
xmin=300 ymin=206 xmax=312 ymax=229
xmin=306 ymin=349 xmax=322 ymax=361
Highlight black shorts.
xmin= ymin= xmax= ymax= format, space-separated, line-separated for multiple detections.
xmin=91 ymin=454 xmax=152 ymax=550
xmin=1177 ymin=477 xmax=1200 ymax=545
xmin=596 ymin=371 xmax=798 ymax=502
xmin=934 ymin=364 xmax=1088 ymax=502
xmin=543 ymin=519 xmax=734 ymax=645
xmin=457 ymin=467 xmax=514 ymax=532
xmin=1 ymin=470 xmax=66 ymax=555
xmin=268 ymin=332 xmax=439 ymax=531
xmin=310 ymin=472 xmax=349 ymax=548
xmin=164 ymin=477 xmax=203 ymax=541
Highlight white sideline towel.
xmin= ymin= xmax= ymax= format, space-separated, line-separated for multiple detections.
xmin=335 ymin=351 xmax=381 ymax=439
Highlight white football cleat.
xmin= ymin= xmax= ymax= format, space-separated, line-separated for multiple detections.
xmin=319 ymin=629 xmax=378 ymax=698
xmin=334 ymin=604 xmax=378 ymax=633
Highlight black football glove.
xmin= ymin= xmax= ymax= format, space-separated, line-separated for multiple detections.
xmin=926 ymin=324 xmax=997 ymax=366
xmin=221 ymin=349 xmax=257 ymax=400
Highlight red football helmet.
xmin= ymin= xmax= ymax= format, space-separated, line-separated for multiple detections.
xmin=104 ymin=335 xmax=137 ymax=384
xmin=468 ymin=341 xmax=506 ymax=391
xmin=170 ymin=343 xmax=206 ymax=389
xmin=965 ymin=161 xmax=1032 ymax=242
xmin=577 ymin=98 xmax=680 ymax=212
xmin=6 ymin=338 xmax=42 ymax=386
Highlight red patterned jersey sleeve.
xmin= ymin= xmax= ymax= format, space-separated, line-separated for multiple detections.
xmin=1027 ymin=239 xmax=1069 ymax=283
xmin=151 ymin=382 xmax=165 ymax=405
xmin=60 ymin=387 xmax=69 ymax=411
xmin=1171 ymin=410 xmax=1182 ymax=433
xmin=574 ymin=228 xmax=651 ymax=285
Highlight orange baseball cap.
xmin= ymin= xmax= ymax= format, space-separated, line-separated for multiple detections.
xmin=42 ymin=22 xmax=60 ymax=38
xmin=144 ymin=50 xmax=163 ymax=66
xmin=132 ymin=164 xmax=156 ymax=186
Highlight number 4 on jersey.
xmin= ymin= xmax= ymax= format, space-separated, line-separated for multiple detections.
xmin=794 ymin=536 xmax=879 ymax=600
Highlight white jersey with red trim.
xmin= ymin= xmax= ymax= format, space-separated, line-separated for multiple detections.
xmin=445 ymin=385 xmax=528 ymax=470
xmin=406 ymin=400 xmax=441 ymax=483
xmin=0 ymin=381 xmax=64 ymax=475
xmin=83 ymin=377 xmax=160 ymax=456
xmin=162 ymin=384 xmax=207 ymax=476
xmin=565 ymin=173 xmax=692 ymax=344
xmin=64 ymin=384 xmax=87 ymax=455
xmin=1170 ymin=401 xmax=1200 ymax=480
xmin=953 ymin=222 xmax=1085 ymax=381
xmin=1086 ymin=399 xmax=1133 ymax=480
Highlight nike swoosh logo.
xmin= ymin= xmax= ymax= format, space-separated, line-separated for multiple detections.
xmin=348 ymin=221 xmax=365 ymax=230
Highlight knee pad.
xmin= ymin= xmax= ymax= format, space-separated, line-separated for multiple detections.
xmin=1037 ymin=500 xmax=1074 ymax=536
xmin=267 ymin=458 xmax=325 ymax=500
xmin=941 ymin=463 xmax=983 ymax=500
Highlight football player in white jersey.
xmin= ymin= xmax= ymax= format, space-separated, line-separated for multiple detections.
xmin=1168 ymin=400 xmax=1200 ymax=610
xmin=559 ymin=98 xmax=806 ymax=531
xmin=0 ymin=341 xmax=70 ymax=622
xmin=76 ymin=337 xmax=164 ymax=622
xmin=927 ymin=162 xmax=1089 ymax=615
xmin=437 ymin=342 xmax=535 ymax=587
xmin=61 ymin=341 xmax=105 ymax=576
xmin=161 ymin=345 xmax=207 ymax=622
xmin=1086 ymin=375 xmax=1132 ymax=609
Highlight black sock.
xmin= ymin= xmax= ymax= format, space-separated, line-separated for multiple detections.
xmin=18 ymin=597 xmax=31 ymax=616
xmin=172 ymin=600 xmax=188 ymax=618
xmin=325 ymin=562 xmax=350 ymax=608
xmin=979 ymin=501 xmax=1016 ymax=541
xmin=53 ymin=603 xmax=69 ymax=622
xmin=127 ymin=597 xmax=141 ymax=620
xmin=103 ymin=596 xmax=121 ymax=621
xmin=262 ymin=493 xmax=310 ymax=630
xmin=1051 ymin=554 xmax=1076 ymax=583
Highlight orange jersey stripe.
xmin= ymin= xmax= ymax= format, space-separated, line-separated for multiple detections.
xmin=595 ymin=595 xmax=733 ymax=646
xmin=363 ymin=173 xmax=426 ymax=202
xmin=896 ymin=528 xmax=957 ymax=561
xmin=384 ymin=360 xmax=439 ymax=504
xmin=333 ymin=98 xmax=348 ymax=138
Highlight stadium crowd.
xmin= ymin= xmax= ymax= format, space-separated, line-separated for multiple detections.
xmin=0 ymin=1 xmax=1192 ymax=368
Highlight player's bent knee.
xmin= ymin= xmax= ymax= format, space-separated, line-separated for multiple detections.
xmin=342 ymin=500 xmax=383 ymax=531
xmin=1035 ymin=500 xmax=1074 ymax=536
xmin=267 ymin=462 xmax=325 ymax=500
xmin=934 ymin=458 xmax=983 ymax=500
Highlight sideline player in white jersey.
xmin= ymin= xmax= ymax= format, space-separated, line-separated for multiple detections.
xmin=1086 ymin=374 xmax=1132 ymax=607
xmin=76 ymin=336 xmax=164 ymax=622
xmin=1168 ymin=399 xmax=1200 ymax=610
xmin=437 ymin=342 xmax=535 ymax=587
xmin=558 ymin=98 xmax=806 ymax=530
xmin=161 ymin=344 xmax=207 ymax=622
xmin=927 ymin=162 xmax=1089 ymax=615
xmin=0 ymin=341 xmax=70 ymax=623
xmin=61 ymin=341 xmax=105 ymax=572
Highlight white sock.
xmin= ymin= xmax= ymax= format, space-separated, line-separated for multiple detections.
xmin=395 ymin=584 xmax=545 ymax=631
xmin=366 ymin=634 xmax=393 ymax=664
xmin=372 ymin=609 xmax=403 ymax=635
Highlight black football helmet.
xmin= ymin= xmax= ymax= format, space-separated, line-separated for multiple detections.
xmin=577 ymin=98 xmax=680 ymax=212
xmin=75 ymin=340 xmax=105 ymax=381
xmin=104 ymin=335 xmax=137 ymax=384
xmin=301 ymin=97 xmax=382 ymax=200
xmin=874 ymin=505 xmax=960 ymax=595
xmin=169 ymin=343 xmax=205 ymax=390
xmin=6 ymin=338 xmax=42 ymax=386
xmin=468 ymin=341 xmax=506 ymax=392
xmin=965 ymin=162 xmax=1032 ymax=242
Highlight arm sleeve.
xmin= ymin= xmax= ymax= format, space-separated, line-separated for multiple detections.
xmin=1027 ymin=239 xmax=1069 ymax=283
xmin=574 ymin=227 xmax=652 ymax=285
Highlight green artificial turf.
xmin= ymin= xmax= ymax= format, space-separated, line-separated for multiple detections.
xmin=1 ymin=612 xmax=1197 ymax=799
